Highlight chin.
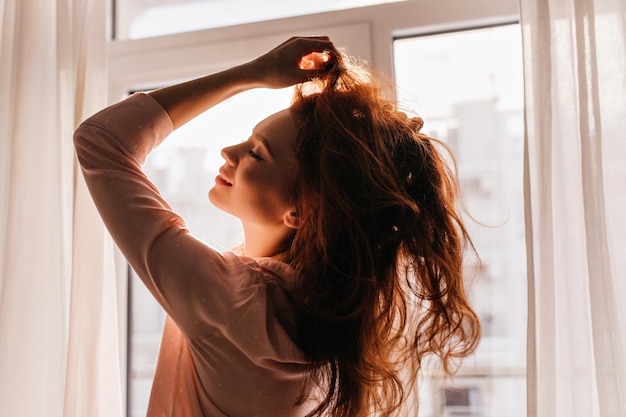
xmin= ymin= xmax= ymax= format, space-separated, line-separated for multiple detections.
xmin=207 ymin=188 xmax=221 ymax=208
xmin=208 ymin=190 xmax=232 ymax=216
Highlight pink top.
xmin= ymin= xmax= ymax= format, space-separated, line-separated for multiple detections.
xmin=74 ymin=94 xmax=314 ymax=417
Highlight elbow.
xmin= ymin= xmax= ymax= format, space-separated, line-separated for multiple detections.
xmin=73 ymin=126 xmax=88 ymax=165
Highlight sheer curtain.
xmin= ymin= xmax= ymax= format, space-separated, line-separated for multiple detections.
xmin=0 ymin=1 xmax=123 ymax=416
xmin=520 ymin=0 xmax=626 ymax=416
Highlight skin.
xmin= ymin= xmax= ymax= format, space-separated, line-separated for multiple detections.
xmin=148 ymin=36 xmax=338 ymax=258
xmin=208 ymin=109 xmax=300 ymax=257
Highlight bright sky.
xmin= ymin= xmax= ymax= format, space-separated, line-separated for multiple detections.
xmin=394 ymin=24 xmax=523 ymax=119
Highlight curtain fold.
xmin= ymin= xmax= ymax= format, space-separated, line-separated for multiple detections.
xmin=520 ymin=0 xmax=626 ymax=416
xmin=0 ymin=0 xmax=123 ymax=416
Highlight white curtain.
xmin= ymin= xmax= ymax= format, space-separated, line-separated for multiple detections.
xmin=520 ymin=0 xmax=626 ymax=416
xmin=0 ymin=1 xmax=124 ymax=416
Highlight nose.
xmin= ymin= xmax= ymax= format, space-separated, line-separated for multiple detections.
xmin=221 ymin=144 xmax=238 ymax=165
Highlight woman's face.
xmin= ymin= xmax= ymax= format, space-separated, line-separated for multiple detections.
xmin=209 ymin=109 xmax=299 ymax=229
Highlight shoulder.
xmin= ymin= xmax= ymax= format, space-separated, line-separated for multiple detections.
xmin=217 ymin=255 xmax=302 ymax=350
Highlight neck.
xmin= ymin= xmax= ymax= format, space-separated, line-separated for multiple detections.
xmin=241 ymin=222 xmax=293 ymax=259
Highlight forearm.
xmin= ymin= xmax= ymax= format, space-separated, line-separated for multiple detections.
xmin=148 ymin=36 xmax=338 ymax=130
xmin=148 ymin=61 xmax=263 ymax=130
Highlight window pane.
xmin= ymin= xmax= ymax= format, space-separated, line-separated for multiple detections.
xmin=128 ymin=88 xmax=293 ymax=416
xmin=394 ymin=24 xmax=526 ymax=417
xmin=115 ymin=0 xmax=406 ymax=40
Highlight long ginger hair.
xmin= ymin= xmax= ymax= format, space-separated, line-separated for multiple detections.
xmin=283 ymin=55 xmax=480 ymax=417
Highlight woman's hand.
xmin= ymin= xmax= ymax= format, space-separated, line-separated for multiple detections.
xmin=251 ymin=36 xmax=341 ymax=89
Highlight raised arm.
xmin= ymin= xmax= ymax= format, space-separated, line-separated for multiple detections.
xmin=73 ymin=36 xmax=339 ymax=336
xmin=149 ymin=36 xmax=338 ymax=129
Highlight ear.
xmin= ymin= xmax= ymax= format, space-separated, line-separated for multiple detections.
xmin=283 ymin=210 xmax=301 ymax=229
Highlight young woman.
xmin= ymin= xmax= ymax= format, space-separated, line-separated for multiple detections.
xmin=74 ymin=36 xmax=480 ymax=417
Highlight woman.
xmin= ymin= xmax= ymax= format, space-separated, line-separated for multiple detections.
xmin=74 ymin=36 xmax=480 ymax=417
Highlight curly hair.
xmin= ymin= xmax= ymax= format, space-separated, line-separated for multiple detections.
xmin=282 ymin=55 xmax=481 ymax=417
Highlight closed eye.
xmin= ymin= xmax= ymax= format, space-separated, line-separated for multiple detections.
xmin=248 ymin=149 xmax=264 ymax=161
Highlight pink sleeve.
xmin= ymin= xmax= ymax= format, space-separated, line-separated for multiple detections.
xmin=74 ymin=93 xmax=263 ymax=338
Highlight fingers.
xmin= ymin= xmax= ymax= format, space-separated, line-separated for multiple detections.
xmin=292 ymin=36 xmax=341 ymax=77
xmin=288 ymin=35 xmax=331 ymax=45
xmin=289 ymin=35 xmax=337 ymax=55
xmin=255 ymin=36 xmax=341 ymax=87
xmin=298 ymin=51 xmax=331 ymax=70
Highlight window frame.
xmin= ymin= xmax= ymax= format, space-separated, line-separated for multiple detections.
xmin=107 ymin=0 xmax=520 ymax=414
xmin=107 ymin=0 xmax=519 ymax=101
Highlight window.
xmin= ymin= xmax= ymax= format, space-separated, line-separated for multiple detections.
xmin=394 ymin=23 xmax=526 ymax=416
xmin=108 ymin=1 xmax=523 ymax=415
xmin=443 ymin=386 xmax=482 ymax=415
xmin=114 ymin=0 xmax=407 ymax=39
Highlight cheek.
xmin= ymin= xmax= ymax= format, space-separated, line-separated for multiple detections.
xmin=245 ymin=163 xmax=294 ymax=188
xmin=247 ymin=167 xmax=295 ymax=204
xmin=273 ymin=164 xmax=298 ymax=198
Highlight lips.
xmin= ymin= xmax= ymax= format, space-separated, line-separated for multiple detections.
xmin=216 ymin=168 xmax=233 ymax=186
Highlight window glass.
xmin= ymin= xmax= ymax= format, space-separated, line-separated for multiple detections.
xmin=115 ymin=0 xmax=406 ymax=40
xmin=394 ymin=24 xmax=527 ymax=416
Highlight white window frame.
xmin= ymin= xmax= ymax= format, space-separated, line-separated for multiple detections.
xmin=108 ymin=0 xmax=519 ymax=101
xmin=107 ymin=0 xmax=520 ymax=412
